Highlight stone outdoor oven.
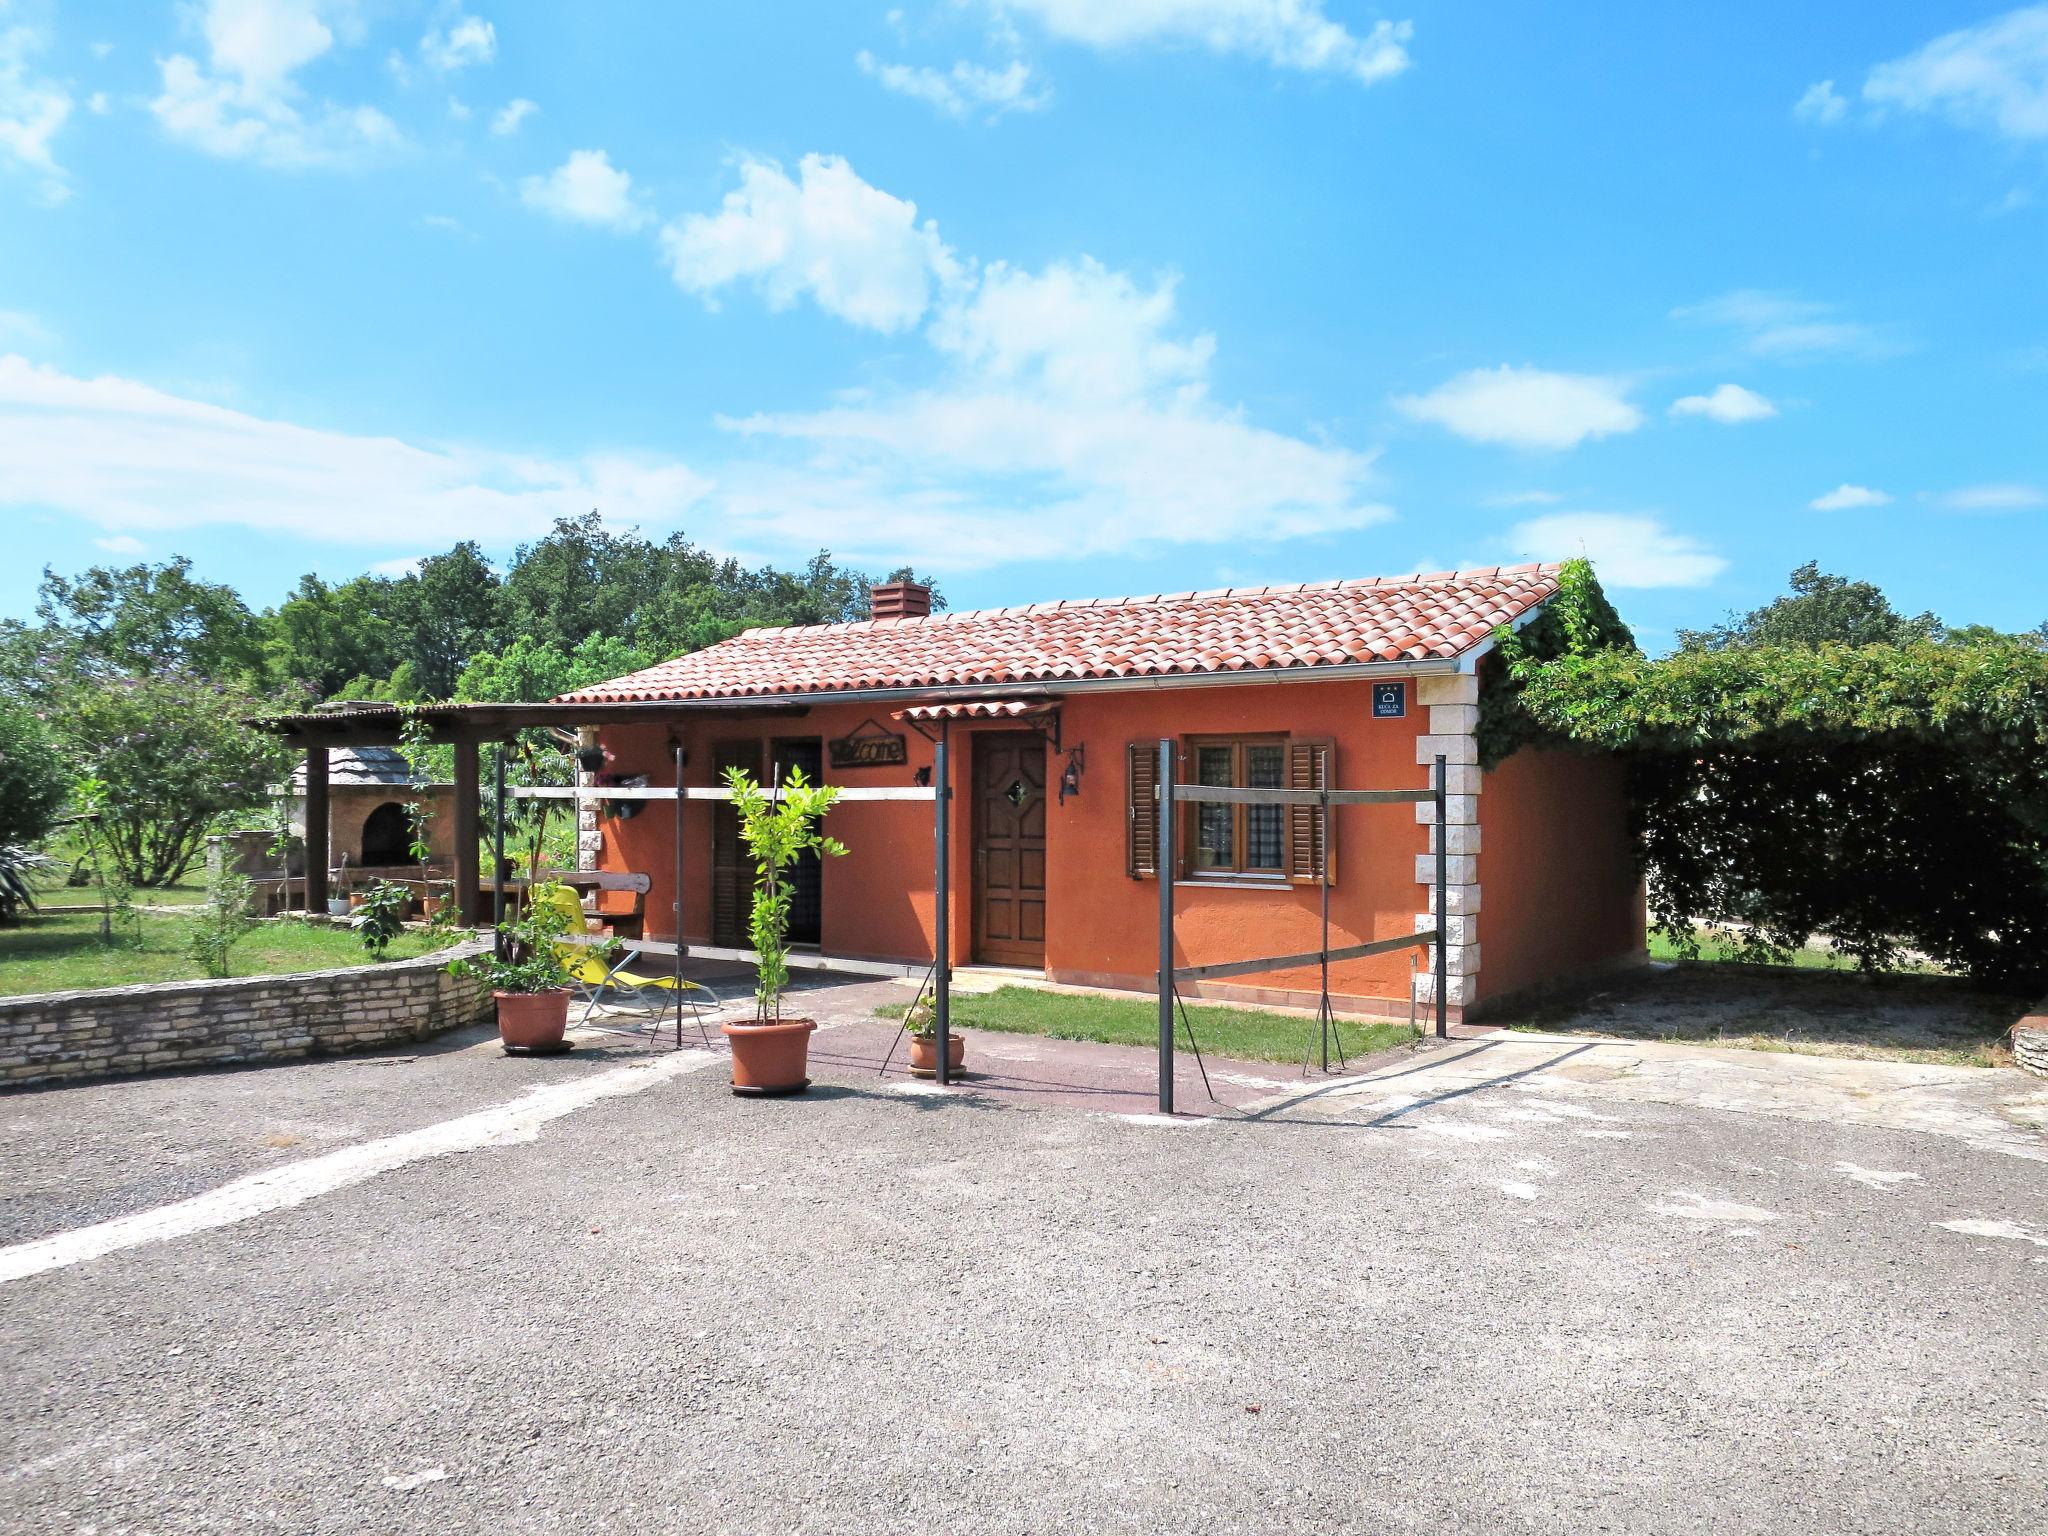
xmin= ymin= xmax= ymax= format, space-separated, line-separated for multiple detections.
xmin=286 ymin=746 xmax=459 ymax=878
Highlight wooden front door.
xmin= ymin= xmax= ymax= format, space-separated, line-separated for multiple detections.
xmin=973 ymin=732 xmax=1047 ymax=967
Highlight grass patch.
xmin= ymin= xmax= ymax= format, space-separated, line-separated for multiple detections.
xmin=1645 ymin=930 xmax=1949 ymax=975
xmin=0 ymin=909 xmax=463 ymax=997
xmin=879 ymin=984 xmax=1417 ymax=1066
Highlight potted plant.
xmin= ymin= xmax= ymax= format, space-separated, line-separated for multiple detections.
xmin=447 ymin=879 xmax=600 ymax=1051
xmin=901 ymin=989 xmax=965 ymax=1079
xmin=721 ymin=766 xmax=846 ymax=1095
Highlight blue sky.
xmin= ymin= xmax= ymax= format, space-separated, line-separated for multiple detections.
xmin=1 ymin=1 xmax=2043 ymax=651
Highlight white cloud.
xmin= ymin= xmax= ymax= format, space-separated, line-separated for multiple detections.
xmin=1668 ymin=383 xmax=1778 ymax=424
xmin=519 ymin=149 xmax=649 ymax=231
xmin=1795 ymin=78 xmax=1848 ymax=124
xmin=720 ymin=259 xmax=1382 ymax=562
xmin=856 ymin=52 xmax=1051 ymax=118
xmin=0 ymin=22 xmax=73 ymax=202
xmin=151 ymin=0 xmax=401 ymax=168
xmin=1508 ymin=512 xmax=1728 ymax=588
xmin=0 ymin=309 xmax=53 ymax=348
xmin=929 ymin=257 xmax=1213 ymax=402
xmin=1395 ymin=366 xmax=1642 ymax=450
xmin=995 ymin=1 xmax=1413 ymax=86
xmin=1809 ymin=483 xmax=1891 ymax=511
xmin=0 ymin=352 xmax=714 ymax=548
xmin=1935 ymin=482 xmax=2047 ymax=511
xmin=490 ymin=96 xmax=536 ymax=135
xmin=94 ymin=533 xmax=147 ymax=555
xmin=1486 ymin=489 xmax=1563 ymax=507
xmin=1864 ymin=5 xmax=2048 ymax=141
xmin=421 ymin=12 xmax=496 ymax=73
xmin=661 ymin=153 xmax=961 ymax=333
xmin=1672 ymin=289 xmax=1890 ymax=361
xmin=86 ymin=90 xmax=109 ymax=115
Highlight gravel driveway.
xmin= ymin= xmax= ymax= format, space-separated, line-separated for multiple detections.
xmin=2 ymin=1005 xmax=2043 ymax=1534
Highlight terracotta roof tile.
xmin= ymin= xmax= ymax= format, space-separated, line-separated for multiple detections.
xmin=556 ymin=564 xmax=1562 ymax=705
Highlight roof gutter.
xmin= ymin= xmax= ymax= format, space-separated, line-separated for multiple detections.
xmin=567 ymin=653 xmax=1470 ymax=711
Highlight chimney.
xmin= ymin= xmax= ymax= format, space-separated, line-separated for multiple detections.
xmin=870 ymin=580 xmax=932 ymax=622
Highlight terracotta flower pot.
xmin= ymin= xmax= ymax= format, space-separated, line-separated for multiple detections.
xmin=495 ymin=989 xmax=571 ymax=1050
xmin=721 ymin=1017 xmax=817 ymax=1096
xmin=907 ymin=1031 xmax=965 ymax=1079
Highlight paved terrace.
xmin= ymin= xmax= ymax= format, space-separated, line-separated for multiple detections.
xmin=2 ymin=971 xmax=2044 ymax=1534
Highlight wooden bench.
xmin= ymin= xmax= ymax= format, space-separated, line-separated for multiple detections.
xmin=489 ymin=870 xmax=653 ymax=939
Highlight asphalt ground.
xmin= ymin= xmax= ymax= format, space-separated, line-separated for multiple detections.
xmin=2 ymin=995 xmax=2043 ymax=1534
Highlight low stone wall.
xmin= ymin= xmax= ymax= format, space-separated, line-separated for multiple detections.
xmin=2016 ymin=1014 xmax=2048 ymax=1080
xmin=0 ymin=942 xmax=494 ymax=1091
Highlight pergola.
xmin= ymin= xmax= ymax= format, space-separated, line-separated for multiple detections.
xmin=260 ymin=697 xmax=965 ymax=1082
xmin=260 ymin=699 xmax=807 ymax=925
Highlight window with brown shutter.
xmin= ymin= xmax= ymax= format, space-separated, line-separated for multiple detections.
xmin=1126 ymin=740 xmax=1159 ymax=878
xmin=1282 ymin=737 xmax=1335 ymax=886
xmin=1126 ymin=735 xmax=1335 ymax=885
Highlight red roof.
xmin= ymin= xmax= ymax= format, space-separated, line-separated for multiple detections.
xmin=557 ymin=564 xmax=1561 ymax=705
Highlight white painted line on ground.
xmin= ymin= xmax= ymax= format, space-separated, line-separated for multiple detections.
xmin=1936 ymin=1217 xmax=2048 ymax=1247
xmin=1834 ymin=1161 xmax=1921 ymax=1192
xmin=0 ymin=1050 xmax=721 ymax=1287
xmin=1650 ymin=1191 xmax=1781 ymax=1223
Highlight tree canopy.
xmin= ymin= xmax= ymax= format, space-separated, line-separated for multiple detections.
xmin=1493 ymin=561 xmax=2048 ymax=985
xmin=0 ymin=514 xmax=945 ymax=888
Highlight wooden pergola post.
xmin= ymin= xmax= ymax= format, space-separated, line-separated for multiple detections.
xmin=303 ymin=745 xmax=330 ymax=913
xmin=452 ymin=738 xmax=481 ymax=926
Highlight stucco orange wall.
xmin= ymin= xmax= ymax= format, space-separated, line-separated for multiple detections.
xmin=1475 ymin=747 xmax=1644 ymax=1006
xmin=1047 ymin=680 xmax=1431 ymax=1008
xmin=597 ymin=678 xmax=1438 ymax=1009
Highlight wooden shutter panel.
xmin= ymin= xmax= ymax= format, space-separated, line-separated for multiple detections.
xmin=1127 ymin=741 xmax=1159 ymax=878
xmin=1284 ymin=738 xmax=1334 ymax=885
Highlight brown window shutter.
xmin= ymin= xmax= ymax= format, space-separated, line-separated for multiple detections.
xmin=1284 ymin=738 xmax=1334 ymax=885
xmin=1127 ymin=741 xmax=1159 ymax=878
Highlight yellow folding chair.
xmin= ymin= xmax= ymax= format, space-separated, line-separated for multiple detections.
xmin=543 ymin=886 xmax=713 ymax=1047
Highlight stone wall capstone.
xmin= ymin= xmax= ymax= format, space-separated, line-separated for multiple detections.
xmin=0 ymin=941 xmax=495 ymax=1091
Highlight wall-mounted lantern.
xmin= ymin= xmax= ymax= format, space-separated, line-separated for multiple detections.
xmin=1057 ymin=744 xmax=1085 ymax=804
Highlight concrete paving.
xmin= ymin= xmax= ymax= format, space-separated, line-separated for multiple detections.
xmin=2 ymin=979 xmax=2044 ymax=1534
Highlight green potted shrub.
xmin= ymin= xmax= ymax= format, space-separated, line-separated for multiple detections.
xmin=447 ymin=879 xmax=601 ymax=1051
xmin=900 ymin=988 xmax=965 ymax=1079
xmin=721 ymin=766 xmax=846 ymax=1096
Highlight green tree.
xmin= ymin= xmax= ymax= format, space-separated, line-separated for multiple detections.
xmin=36 ymin=557 xmax=267 ymax=684
xmin=0 ymin=698 xmax=67 ymax=847
xmin=1679 ymin=561 xmax=1940 ymax=652
xmin=265 ymin=573 xmax=401 ymax=696
xmin=390 ymin=541 xmax=505 ymax=697
xmin=453 ymin=633 xmax=655 ymax=705
xmin=52 ymin=672 xmax=293 ymax=888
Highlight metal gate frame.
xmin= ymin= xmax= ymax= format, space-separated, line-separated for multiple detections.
xmin=1154 ymin=738 xmax=1449 ymax=1114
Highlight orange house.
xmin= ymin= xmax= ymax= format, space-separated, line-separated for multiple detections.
xmin=561 ymin=565 xmax=1644 ymax=1023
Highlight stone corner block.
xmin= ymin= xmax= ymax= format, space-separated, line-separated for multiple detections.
xmin=1416 ymin=673 xmax=1480 ymax=706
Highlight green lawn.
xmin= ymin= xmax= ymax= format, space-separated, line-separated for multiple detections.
xmin=1646 ymin=930 xmax=1947 ymax=975
xmin=46 ymin=880 xmax=211 ymax=908
xmin=0 ymin=909 xmax=463 ymax=997
xmin=880 ymin=984 xmax=1417 ymax=1066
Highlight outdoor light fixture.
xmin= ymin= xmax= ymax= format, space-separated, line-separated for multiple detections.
xmin=1058 ymin=744 xmax=1085 ymax=804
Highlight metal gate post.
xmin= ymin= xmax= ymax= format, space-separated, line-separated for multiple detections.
xmin=684 ymin=749 xmax=700 ymax=1011
xmin=934 ymin=723 xmax=952 ymax=1086
xmin=1434 ymin=752 xmax=1449 ymax=1040
xmin=1157 ymin=737 xmax=1177 ymax=1115
xmin=492 ymin=744 xmax=507 ymax=961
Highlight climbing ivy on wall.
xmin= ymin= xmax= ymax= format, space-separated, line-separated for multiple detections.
xmin=1480 ymin=561 xmax=2048 ymax=986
